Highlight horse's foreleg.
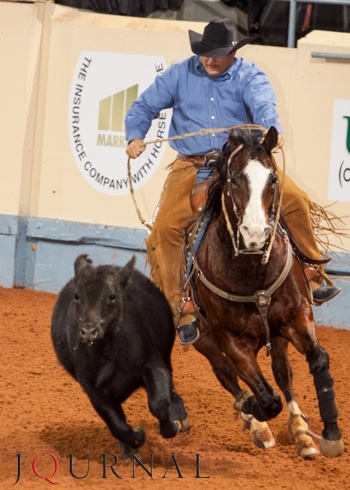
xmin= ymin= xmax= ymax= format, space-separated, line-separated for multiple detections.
xmin=218 ymin=335 xmax=283 ymax=422
xmin=271 ymin=337 xmax=318 ymax=458
xmin=195 ymin=332 xmax=275 ymax=449
xmin=194 ymin=333 xmax=242 ymax=398
xmin=306 ymin=344 xmax=344 ymax=457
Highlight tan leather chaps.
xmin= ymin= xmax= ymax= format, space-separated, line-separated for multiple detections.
xmin=145 ymin=158 xmax=328 ymax=318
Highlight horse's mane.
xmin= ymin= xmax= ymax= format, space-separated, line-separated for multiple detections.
xmin=200 ymin=130 xmax=269 ymax=220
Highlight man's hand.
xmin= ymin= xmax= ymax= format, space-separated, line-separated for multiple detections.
xmin=276 ymin=132 xmax=284 ymax=149
xmin=126 ymin=139 xmax=146 ymax=159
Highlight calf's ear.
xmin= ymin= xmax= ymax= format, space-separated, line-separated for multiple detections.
xmin=118 ymin=255 xmax=136 ymax=289
xmin=74 ymin=254 xmax=93 ymax=276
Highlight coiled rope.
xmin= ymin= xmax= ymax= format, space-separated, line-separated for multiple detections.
xmin=127 ymin=123 xmax=285 ymax=236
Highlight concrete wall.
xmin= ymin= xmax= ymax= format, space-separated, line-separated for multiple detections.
xmin=0 ymin=1 xmax=349 ymax=327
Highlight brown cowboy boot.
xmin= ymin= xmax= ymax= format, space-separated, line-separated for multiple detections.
xmin=177 ymin=297 xmax=200 ymax=346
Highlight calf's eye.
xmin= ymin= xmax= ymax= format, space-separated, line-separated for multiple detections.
xmin=74 ymin=294 xmax=79 ymax=301
xmin=109 ymin=295 xmax=116 ymax=301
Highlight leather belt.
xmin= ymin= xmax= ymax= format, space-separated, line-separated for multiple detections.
xmin=177 ymin=152 xmax=206 ymax=167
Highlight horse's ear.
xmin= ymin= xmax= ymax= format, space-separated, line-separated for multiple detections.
xmin=228 ymin=130 xmax=241 ymax=150
xmin=262 ymin=126 xmax=278 ymax=153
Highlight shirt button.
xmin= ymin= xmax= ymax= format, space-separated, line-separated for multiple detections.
xmin=210 ymin=97 xmax=214 ymax=101
xmin=211 ymin=116 xmax=215 ymax=119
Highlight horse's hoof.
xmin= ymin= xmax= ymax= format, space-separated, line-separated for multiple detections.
xmin=299 ymin=446 xmax=319 ymax=459
xmin=320 ymin=437 xmax=344 ymax=458
xmin=240 ymin=412 xmax=275 ymax=449
xmin=251 ymin=428 xmax=276 ymax=449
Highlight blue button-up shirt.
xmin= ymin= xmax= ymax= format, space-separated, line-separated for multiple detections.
xmin=125 ymin=55 xmax=283 ymax=156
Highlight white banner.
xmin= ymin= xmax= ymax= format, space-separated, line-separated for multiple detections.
xmin=328 ymin=99 xmax=350 ymax=202
xmin=68 ymin=51 xmax=171 ymax=196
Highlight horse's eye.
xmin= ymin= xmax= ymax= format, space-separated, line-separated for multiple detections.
xmin=272 ymin=176 xmax=278 ymax=185
xmin=229 ymin=174 xmax=239 ymax=186
xmin=74 ymin=294 xmax=79 ymax=301
xmin=109 ymin=295 xmax=115 ymax=301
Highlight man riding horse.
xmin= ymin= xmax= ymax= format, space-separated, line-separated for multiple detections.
xmin=125 ymin=17 xmax=340 ymax=346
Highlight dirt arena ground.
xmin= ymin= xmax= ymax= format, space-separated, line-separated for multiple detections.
xmin=1 ymin=285 xmax=349 ymax=489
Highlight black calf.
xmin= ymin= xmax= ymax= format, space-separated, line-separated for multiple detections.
xmin=51 ymin=254 xmax=189 ymax=458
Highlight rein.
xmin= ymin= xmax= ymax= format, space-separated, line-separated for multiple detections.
xmin=126 ymin=123 xmax=284 ymax=232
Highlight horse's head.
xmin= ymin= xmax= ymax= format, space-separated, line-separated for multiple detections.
xmin=223 ymin=126 xmax=279 ymax=252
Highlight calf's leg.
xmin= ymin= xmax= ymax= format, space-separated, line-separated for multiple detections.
xmin=143 ymin=364 xmax=181 ymax=439
xmin=169 ymin=386 xmax=190 ymax=432
xmin=85 ymin=389 xmax=145 ymax=449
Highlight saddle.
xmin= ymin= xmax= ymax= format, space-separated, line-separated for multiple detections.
xmin=180 ymin=180 xmax=330 ymax=313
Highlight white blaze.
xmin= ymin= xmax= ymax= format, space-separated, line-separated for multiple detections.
xmin=239 ymin=159 xmax=271 ymax=249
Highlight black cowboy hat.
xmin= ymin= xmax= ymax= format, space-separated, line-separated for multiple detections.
xmin=189 ymin=17 xmax=253 ymax=58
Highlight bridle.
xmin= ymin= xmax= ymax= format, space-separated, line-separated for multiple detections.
xmin=222 ymin=143 xmax=280 ymax=264
xmin=193 ymin=140 xmax=292 ymax=356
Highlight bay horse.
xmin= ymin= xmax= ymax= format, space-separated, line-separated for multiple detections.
xmin=186 ymin=126 xmax=344 ymax=458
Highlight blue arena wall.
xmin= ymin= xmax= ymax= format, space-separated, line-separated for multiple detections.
xmin=0 ymin=213 xmax=349 ymax=330
xmin=0 ymin=214 xmax=148 ymax=292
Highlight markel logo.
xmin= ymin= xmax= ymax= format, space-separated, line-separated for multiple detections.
xmin=68 ymin=52 xmax=170 ymax=196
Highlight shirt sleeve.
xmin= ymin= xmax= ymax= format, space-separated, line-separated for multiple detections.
xmin=241 ymin=64 xmax=283 ymax=134
xmin=125 ymin=67 xmax=176 ymax=142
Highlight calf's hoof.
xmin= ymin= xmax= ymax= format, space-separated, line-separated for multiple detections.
xmin=120 ymin=428 xmax=146 ymax=461
xmin=119 ymin=442 xmax=143 ymax=462
xmin=320 ymin=436 xmax=344 ymax=458
xmin=160 ymin=420 xmax=181 ymax=439
xmin=179 ymin=417 xmax=191 ymax=433
xmin=126 ymin=427 xmax=146 ymax=449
